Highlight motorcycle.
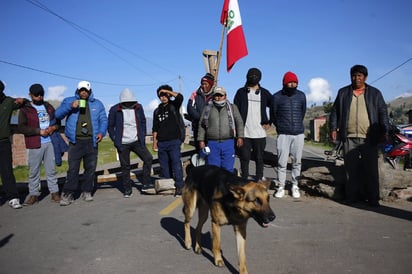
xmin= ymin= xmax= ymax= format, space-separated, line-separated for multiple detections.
xmin=383 ymin=125 xmax=412 ymax=170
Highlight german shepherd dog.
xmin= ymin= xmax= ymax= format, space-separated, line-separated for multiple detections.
xmin=182 ymin=165 xmax=275 ymax=274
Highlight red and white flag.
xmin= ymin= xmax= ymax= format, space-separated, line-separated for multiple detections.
xmin=220 ymin=0 xmax=248 ymax=72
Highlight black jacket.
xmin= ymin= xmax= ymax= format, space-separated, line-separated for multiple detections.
xmin=329 ymin=84 xmax=389 ymax=145
xmin=233 ymin=86 xmax=272 ymax=126
xmin=270 ymin=89 xmax=306 ymax=135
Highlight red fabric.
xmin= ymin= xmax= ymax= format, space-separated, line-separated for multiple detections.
xmin=220 ymin=0 xmax=248 ymax=72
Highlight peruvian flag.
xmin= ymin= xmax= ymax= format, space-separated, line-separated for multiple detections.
xmin=220 ymin=0 xmax=248 ymax=72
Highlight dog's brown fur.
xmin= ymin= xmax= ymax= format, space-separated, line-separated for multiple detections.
xmin=182 ymin=165 xmax=275 ymax=274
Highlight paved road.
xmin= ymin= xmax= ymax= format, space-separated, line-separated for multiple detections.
xmin=1 ymin=140 xmax=411 ymax=274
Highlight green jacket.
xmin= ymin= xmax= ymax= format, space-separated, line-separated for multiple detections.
xmin=0 ymin=97 xmax=21 ymax=141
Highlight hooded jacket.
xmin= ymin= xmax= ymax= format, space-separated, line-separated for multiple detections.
xmin=108 ymin=102 xmax=147 ymax=151
xmin=55 ymin=90 xmax=107 ymax=147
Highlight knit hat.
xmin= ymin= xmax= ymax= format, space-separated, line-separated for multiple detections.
xmin=0 ymin=80 xmax=4 ymax=93
xmin=213 ymin=86 xmax=226 ymax=96
xmin=246 ymin=68 xmax=262 ymax=84
xmin=77 ymin=80 xmax=91 ymax=91
xmin=119 ymin=88 xmax=137 ymax=103
xmin=29 ymin=83 xmax=45 ymax=96
xmin=201 ymin=73 xmax=215 ymax=86
xmin=283 ymin=71 xmax=298 ymax=85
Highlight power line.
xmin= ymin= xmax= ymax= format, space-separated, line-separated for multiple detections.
xmin=0 ymin=59 xmax=179 ymax=87
xmin=24 ymin=0 xmax=178 ymax=81
xmin=370 ymin=58 xmax=412 ymax=84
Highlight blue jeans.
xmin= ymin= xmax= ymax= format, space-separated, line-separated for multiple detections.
xmin=207 ymin=139 xmax=235 ymax=173
xmin=157 ymin=139 xmax=183 ymax=188
xmin=28 ymin=142 xmax=59 ymax=195
xmin=64 ymin=139 xmax=97 ymax=194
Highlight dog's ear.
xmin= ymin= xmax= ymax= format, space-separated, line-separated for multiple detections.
xmin=257 ymin=180 xmax=271 ymax=190
xmin=229 ymin=185 xmax=246 ymax=200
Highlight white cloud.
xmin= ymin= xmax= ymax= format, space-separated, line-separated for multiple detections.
xmin=307 ymin=78 xmax=332 ymax=104
xmin=395 ymin=92 xmax=412 ymax=99
xmin=145 ymin=99 xmax=160 ymax=117
xmin=46 ymin=85 xmax=67 ymax=102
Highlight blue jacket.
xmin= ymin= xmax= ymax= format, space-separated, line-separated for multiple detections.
xmin=270 ymin=89 xmax=306 ymax=135
xmin=108 ymin=103 xmax=147 ymax=151
xmin=55 ymin=91 xmax=107 ymax=147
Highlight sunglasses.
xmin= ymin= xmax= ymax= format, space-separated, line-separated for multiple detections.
xmin=159 ymin=92 xmax=169 ymax=97
xmin=31 ymin=94 xmax=43 ymax=98
xmin=214 ymin=94 xmax=225 ymax=97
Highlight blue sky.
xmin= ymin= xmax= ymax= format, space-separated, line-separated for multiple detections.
xmin=1 ymin=0 xmax=412 ymax=117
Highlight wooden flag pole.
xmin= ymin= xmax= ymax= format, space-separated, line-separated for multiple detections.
xmin=215 ymin=23 xmax=226 ymax=86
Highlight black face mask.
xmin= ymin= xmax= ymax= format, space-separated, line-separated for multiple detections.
xmin=246 ymin=75 xmax=260 ymax=86
xmin=283 ymin=87 xmax=297 ymax=96
xmin=32 ymin=99 xmax=44 ymax=106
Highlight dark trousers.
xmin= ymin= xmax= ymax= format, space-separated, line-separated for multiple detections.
xmin=238 ymin=137 xmax=266 ymax=180
xmin=0 ymin=140 xmax=19 ymax=200
xmin=158 ymin=139 xmax=183 ymax=188
xmin=64 ymin=139 xmax=97 ymax=194
xmin=343 ymin=138 xmax=380 ymax=203
xmin=118 ymin=141 xmax=153 ymax=191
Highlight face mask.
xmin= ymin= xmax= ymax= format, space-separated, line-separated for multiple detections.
xmin=213 ymin=100 xmax=226 ymax=107
xmin=283 ymin=87 xmax=297 ymax=95
xmin=247 ymin=75 xmax=260 ymax=86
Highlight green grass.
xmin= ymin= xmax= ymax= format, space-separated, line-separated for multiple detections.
xmin=3 ymin=138 xmax=193 ymax=184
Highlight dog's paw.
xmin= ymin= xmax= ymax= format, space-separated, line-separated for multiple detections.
xmin=214 ymin=258 xmax=225 ymax=267
xmin=194 ymin=244 xmax=203 ymax=254
xmin=184 ymin=241 xmax=191 ymax=250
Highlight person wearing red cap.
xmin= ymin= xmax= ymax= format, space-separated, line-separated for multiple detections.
xmin=186 ymin=73 xmax=215 ymax=151
xmin=270 ymin=71 xmax=306 ymax=199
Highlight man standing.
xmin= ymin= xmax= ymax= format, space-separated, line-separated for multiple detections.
xmin=18 ymin=83 xmax=60 ymax=205
xmin=108 ymin=88 xmax=154 ymax=197
xmin=234 ymin=68 xmax=272 ymax=181
xmin=198 ymin=86 xmax=244 ymax=173
xmin=55 ymin=81 xmax=107 ymax=206
xmin=0 ymin=80 xmax=25 ymax=209
xmin=330 ymin=65 xmax=389 ymax=206
xmin=152 ymin=85 xmax=184 ymax=197
xmin=186 ymin=73 xmax=215 ymax=151
xmin=271 ymin=71 xmax=306 ymax=199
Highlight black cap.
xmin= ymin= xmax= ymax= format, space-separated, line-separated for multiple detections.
xmin=29 ymin=83 xmax=45 ymax=97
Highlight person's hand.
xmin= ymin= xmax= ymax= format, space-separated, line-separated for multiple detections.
xmin=236 ymin=138 xmax=243 ymax=147
xmin=39 ymin=129 xmax=48 ymax=137
xmin=331 ymin=130 xmax=337 ymax=143
xmin=71 ymin=100 xmax=79 ymax=109
xmin=96 ymin=133 xmax=103 ymax=143
xmin=46 ymin=125 xmax=56 ymax=135
xmin=262 ymin=124 xmax=270 ymax=130
xmin=199 ymin=141 xmax=205 ymax=149
xmin=15 ymin=98 xmax=24 ymax=105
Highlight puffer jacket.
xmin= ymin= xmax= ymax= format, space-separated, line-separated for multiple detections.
xmin=55 ymin=91 xmax=107 ymax=147
xmin=108 ymin=102 xmax=147 ymax=151
xmin=270 ymin=89 xmax=306 ymax=135
xmin=197 ymin=101 xmax=244 ymax=141
xmin=329 ymin=84 xmax=389 ymax=145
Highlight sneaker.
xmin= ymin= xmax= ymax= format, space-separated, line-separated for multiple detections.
xmin=174 ymin=187 xmax=182 ymax=197
xmin=81 ymin=192 xmax=94 ymax=202
xmin=292 ymin=186 xmax=301 ymax=198
xmin=23 ymin=195 xmax=39 ymax=206
xmin=8 ymin=198 xmax=22 ymax=209
xmin=124 ymin=190 xmax=133 ymax=198
xmin=60 ymin=193 xmax=74 ymax=206
xmin=141 ymin=183 xmax=156 ymax=194
xmin=274 ymin=187 xmax=285 ymax=198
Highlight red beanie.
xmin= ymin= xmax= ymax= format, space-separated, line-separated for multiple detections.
xmin=283 ymin=71 xmax=298 ymax=85
xmin=201 ymin=73 xmax=215 ymax=87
